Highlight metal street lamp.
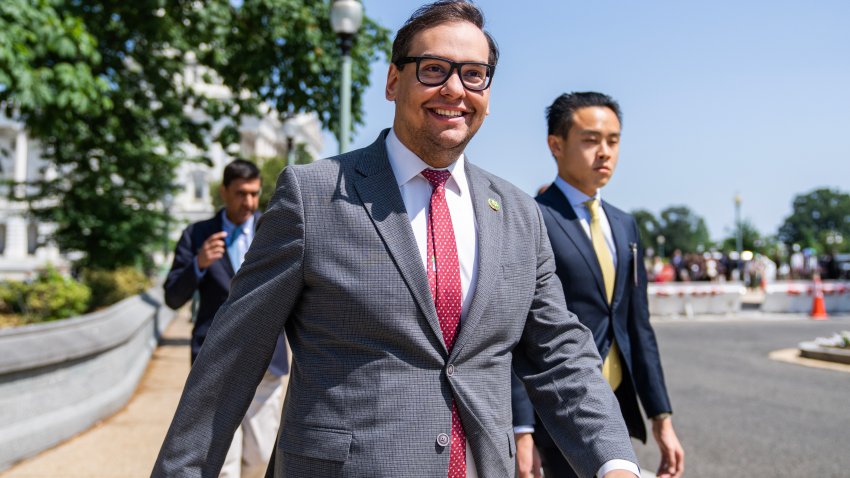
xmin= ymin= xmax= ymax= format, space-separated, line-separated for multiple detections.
xmin=734 ymin=193 xmax=742 ymax=278
xmin=161 ymin=192 xmax=174 ymax=270
xmin=283 ymin=120 xmax=296 ymax=168
xmin=330 ymin=0 xmax=363 ymax=154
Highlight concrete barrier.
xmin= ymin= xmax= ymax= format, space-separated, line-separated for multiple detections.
xmin=0 ymin=286 xmax=175 ymax=472
xmin=648 ymin=283 xmax=746 ymax=317
xmin=761 ymin=281 xmax=850 ymax=314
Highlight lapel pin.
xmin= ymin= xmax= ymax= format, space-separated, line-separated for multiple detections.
xmin=488 ymin=198 xmax=501 ymax=211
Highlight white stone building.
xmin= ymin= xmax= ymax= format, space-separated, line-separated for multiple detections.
xmin=0 ymin=117 xmax=64 ymax=279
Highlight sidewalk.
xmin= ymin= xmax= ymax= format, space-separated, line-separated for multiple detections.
xmin=1 ymin=310 xmax=658 ymax=477
xmin=0 ymin=310 xmax=194 ymax=478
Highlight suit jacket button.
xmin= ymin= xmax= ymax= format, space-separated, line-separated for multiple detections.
xmin=436 ymin=433 xmax=450 ymax=447
xmin=446 ymin=364 xmax=455 ymax=377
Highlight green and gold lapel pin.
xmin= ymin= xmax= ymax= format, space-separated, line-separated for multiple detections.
xmin=488 ymin=198 xmax=501 ymax=211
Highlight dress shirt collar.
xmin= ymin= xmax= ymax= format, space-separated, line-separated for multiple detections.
xmin=220 ymin=209 xmax=254 ymax=237
xmin=385 ymin=128 xmax=468 ymax=197
xmin=553 ymin=175 xmax=602 ymax=209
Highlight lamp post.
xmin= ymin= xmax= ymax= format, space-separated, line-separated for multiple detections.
xmin=161 ymin=192 xmax=174 ymax=270
xmin=735 ymin=193 xmax=742 ymax=278
xmin=656 ymin=234 xmax=666 ymax=259
xmin=283 ymin=120 xmax=295 ymax=168
xmin=330 ymin=0 xmax=363 ymax=154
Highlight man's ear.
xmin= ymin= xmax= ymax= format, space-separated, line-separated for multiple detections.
xmin=547 ymin=135 xmax=562 ymax=158
xmin=385 ymin=64 xmax=399 ymax=101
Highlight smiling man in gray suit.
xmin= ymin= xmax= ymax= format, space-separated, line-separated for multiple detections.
xmin=152 ymin=2 xmax=638 ymax=477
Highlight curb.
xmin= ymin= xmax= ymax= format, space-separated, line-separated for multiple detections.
xmin=768 ymin=348 xmax=850 ymax=374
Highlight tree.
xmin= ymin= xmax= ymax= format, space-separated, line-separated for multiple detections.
xmin=778 ymin=188 xmax=850 ymax=254
xmin=631 ymin=208 xmax=661 ymax=250
xmin=0 ymin=1 xmax=390 ymax=270
xmin=720 ymin=219 xmax=773 ymax=254
xmin=184 ymin=0 xmax=390 ymax=145
xmin=657 ymin=205 xmax=711 ymax=256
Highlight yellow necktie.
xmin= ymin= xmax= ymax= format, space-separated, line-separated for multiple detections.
xmin=585 ymin=198 xmax=622 ymax=390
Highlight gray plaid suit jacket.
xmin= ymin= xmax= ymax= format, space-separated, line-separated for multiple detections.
xmin=151 ymin=130 xmax=635 ymax=478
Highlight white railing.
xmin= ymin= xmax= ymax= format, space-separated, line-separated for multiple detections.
xmin=648 ymin=283 xmax=747 ymax=317
xmin=762 ymin=281 xmax=850 ymax=313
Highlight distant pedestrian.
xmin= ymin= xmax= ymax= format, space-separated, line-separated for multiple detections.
xmin=163 ymin=159 xmax=288 ymax=478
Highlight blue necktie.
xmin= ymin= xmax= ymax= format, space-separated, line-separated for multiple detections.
xmin=227 ymin=226 xmax=244 ymax=273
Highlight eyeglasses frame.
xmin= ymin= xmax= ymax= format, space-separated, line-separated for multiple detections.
xmin=394 ymin=55 xmax=496 ymax=91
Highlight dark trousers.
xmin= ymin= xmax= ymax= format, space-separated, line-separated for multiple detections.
xmin=536 ymin=376 xmax=641 ymax=478
xmin=538 ymin=443 xmax=580 ymax=478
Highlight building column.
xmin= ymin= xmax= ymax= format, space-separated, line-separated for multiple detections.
xmin=14 ymin=130 xmax=27 ymax=181
xmin=6 ymin=131 xmax=29 ymax=258
xmin=5 ymin=216 xmax=28 ymax=260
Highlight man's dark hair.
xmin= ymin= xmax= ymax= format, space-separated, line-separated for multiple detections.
xmin=392 ymin=0 xmax=499 ymax=67
xmin=546 ymin=92 xmax=623 ymax=138
xmin=222 ymin=159 xmax=260 ymax=187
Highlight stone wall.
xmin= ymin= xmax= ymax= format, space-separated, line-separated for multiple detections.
xmin=0 ymin=287 xmax=175 ymax=471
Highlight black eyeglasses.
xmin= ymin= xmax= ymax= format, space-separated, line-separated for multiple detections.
xmin=395 ymin=55 xmax=495 ymax=91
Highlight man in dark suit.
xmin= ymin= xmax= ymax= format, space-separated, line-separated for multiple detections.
xmin=164 ymin=159 xmax=288 ymax=478
xmin=153 ymin=3 xmax=639 ymax=477
xmin=512 ymin=92 xmax=684 ymax=478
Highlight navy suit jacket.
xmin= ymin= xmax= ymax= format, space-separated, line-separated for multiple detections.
xmin=512 ymin=185 xmax=671 ymax=443
xmin=164 ymin=210 xmax=288 ymax=374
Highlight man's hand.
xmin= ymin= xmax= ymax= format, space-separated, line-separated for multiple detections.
xmin=602 ymin=471 xmax=639 ymax=478
xmin=197 ymin=231 xmax=228 ymax=270
xmin=652 ymin=416 xmax=684 ymax=478
xmin=514 ymin=432 xmax=542 ymax=478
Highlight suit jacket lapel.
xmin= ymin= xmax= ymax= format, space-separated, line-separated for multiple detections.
xmin=450 ymin=162 xmax=502 ymax=360
xmin=352 ymin=132 xmax=446 ymax=353
xmin=539 ymin=186 xmax=608 ymax=306
xmin=603 ymin=203 xmax=632 ymax=310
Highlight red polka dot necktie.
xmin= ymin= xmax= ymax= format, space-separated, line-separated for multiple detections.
xmin=421 ymin=168 xmax=466 ymax=478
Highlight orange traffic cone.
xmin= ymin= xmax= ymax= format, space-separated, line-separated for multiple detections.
xmin=810 ymin=275 xmax=828 ymax=320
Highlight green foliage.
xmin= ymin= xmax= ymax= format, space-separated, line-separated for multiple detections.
xmin=0 ymin=1 xmax=390 ymax=270
xmin=719 ymin=219 xmax=774 ymax=254
xmin=257 ymin=156 xmax=289 ymax=211
xmin=629 ymin=206 xmax=712 ymax=256
xmin=657 ymin=205 xmax=712 ymax=257
xmin=0 ymin=0 xmax=110 ymax=117
xmin=631 ymin=208 xmax=661 ymax=249
xmin=186 ymin=0 xmax=391 ymax=144
xmin=0 ymin=266 xmax=90 ymax=322
xmin=82 ymin=267 xmax=150 ymax=311
xmin=778 ymin=188 xmax=850 ymax=254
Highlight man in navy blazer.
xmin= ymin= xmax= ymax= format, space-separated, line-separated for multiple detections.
xmin=512 ymin=92 xmax=684 ymax=478
xmin=164 ymin=159 xmax=288 ymax=478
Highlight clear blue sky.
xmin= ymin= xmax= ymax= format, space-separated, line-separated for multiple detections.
xmin=320 ymin=0 xmax=850 ymax=242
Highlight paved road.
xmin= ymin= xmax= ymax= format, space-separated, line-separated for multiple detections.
xmin=4 ymin=310 xmax=847 ymax=477
xmin=633 ymin=315 xmax=850 ymax=477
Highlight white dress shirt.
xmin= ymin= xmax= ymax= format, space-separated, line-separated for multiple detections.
xmin=553 ymin=176 xmax=617 ymax=266
xmin=385 ymin=129 xmax=479 ymax=318
xmin=384 ymin=130 xmax=638 ymax=478
xmin=221 ymin=211 xmax=255 ymax=269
